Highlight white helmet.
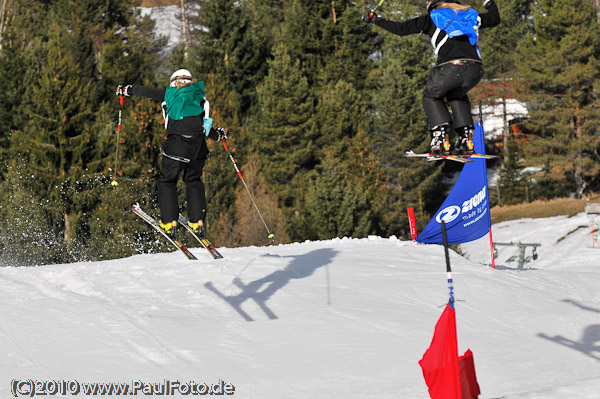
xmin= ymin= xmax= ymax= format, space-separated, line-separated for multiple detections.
xmin=169 ymin=69 xmax=192 ymax=87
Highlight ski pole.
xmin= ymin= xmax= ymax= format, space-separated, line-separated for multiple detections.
xmin=112 ymin=89 xmax=123 ymax=187
xmin=221 ymin=138 xmax=275 ymax=242
xmin=441 ymin=221 xmax=455 ymax=308
xmin=368 ymin=0 xmax=387 ymax=19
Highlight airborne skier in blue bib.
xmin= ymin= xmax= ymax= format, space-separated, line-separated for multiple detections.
xmin=363 ymin=0 xmax=500 ymax=155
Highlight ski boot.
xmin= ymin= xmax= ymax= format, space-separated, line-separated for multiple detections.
xmin=454 ymin=126 xmax=475 ymax=155
xmin=187 ymin=220 xmax=205 ymax=236
xmin=430 ymin=124 xmax=451 ymax=155
xmin=159 ymin=220 xmax=178 ymax=237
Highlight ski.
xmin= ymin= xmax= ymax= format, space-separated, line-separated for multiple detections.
xmin=458 ymin=153 xmax=499 ymax=160
xmin=131 ymin=203 xmax=198 ymax=260
xmin=403 ymin=150 xmax=499 ymax=163
xmin=403 ymin=150 xmax=471 ymax=163
xmin=178 ymin=214 xmax=224 ymax=259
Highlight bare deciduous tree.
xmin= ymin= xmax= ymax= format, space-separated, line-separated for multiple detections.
xmin=0 ymin=0 xmax=9 ymax=51
xmin=180 ymin=0 xmax=191 ymax=61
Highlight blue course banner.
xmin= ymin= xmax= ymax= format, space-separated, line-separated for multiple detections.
xmin=417 ymin=123 xmax=491 ymax=245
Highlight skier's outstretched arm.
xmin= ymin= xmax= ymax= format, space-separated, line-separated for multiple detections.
xmin=116 ymin=85 xmax=165 ymax=102
xmin=363 ymin=11 xmax=430 ymax=37
xmin=480 ymin=0 xmax=500 ymax=28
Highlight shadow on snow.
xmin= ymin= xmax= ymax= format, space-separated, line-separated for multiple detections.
xmin=538 ymin=299 xmax=600 ymax=361
xmin=205 ymin=248 xmax=338 ymax=321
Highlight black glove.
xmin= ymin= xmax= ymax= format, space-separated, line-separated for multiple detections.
xmin=362 ymin=10 xmax=377 ymax=23
xmin=116 ymin=84 xmax=132 ymax=96
xmin=216 ymin=127 xmax=227 ymax=142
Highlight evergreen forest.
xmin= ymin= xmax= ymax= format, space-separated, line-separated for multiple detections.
xmin=0 ymin=0 xmax=599 ymax=265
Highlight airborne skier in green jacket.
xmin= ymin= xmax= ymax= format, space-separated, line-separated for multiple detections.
xmin=117 ymin=69 xmax=226 ymax=236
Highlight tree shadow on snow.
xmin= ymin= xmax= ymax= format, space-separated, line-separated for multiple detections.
xmin=204 ymin=248 xmax=338 ymax=321
xmin=538 ymin=299 xmax=600 ymax=361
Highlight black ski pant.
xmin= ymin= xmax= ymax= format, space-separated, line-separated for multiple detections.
xmin=157 ymin=134 xmax=208 ymax=224
xmin=422 ymin=62 xmax=484 ymax=130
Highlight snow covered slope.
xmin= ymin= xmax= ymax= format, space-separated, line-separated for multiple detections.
xmin=1 ymin=214 xmax=599 ymax=398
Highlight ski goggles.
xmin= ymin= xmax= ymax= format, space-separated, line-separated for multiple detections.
xmin=169 ymin=76 xmax=192 ymax=87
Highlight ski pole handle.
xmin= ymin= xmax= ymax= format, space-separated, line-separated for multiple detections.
xmin=370 ymin=0 xmax=386 ymax=17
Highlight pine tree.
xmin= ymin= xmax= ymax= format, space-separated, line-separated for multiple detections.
xmin=253 ymin=42 xmax=315 ymax=207
xmin=498 ymin=136 xmax=528 ymax=204
xmin=183 ymin=0 xmax=281 ymax=246
xmin=304 ymin=127 xmax=393 ymax=239
xmin=306 ymin=1 xmax=377 ymax=90
xmin=0 ymin=0 xmax=167 ymax=264
xmin=190 ymin=0 xmax=276 ymax=115
xmin=9 ymin=7 xmax=101 ymax=259
xmin=279 ymin=0 xmax=331 ymax=86
xmin=0 ymin=0 xmax=47 ymax=170
xmin=472 ymin=0 xmax=533 ymax=204
xmin=476 ymin=0 xmax=532 ymax=143
xmin=516 ymin=0 xmax=600 ymax=197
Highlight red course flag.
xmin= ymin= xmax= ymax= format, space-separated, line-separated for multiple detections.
xmin=419 ymin=303 xmax=462 ymax=399
xmin=459 ymin=349 xmax=481 ymax=399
